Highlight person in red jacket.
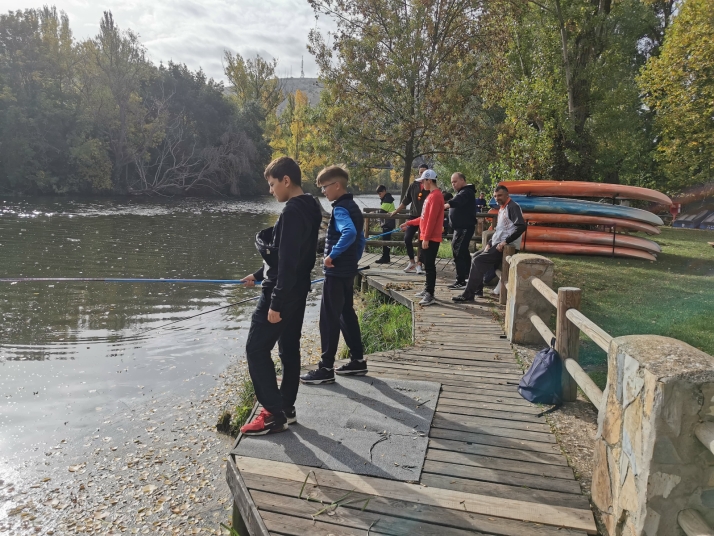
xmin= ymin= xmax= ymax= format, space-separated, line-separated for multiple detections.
xmin=399 ymin=169 xmax=444 ymax=306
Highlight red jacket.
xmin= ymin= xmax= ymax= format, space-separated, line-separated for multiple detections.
xmin=407 ymin=188 xmax=444 ymax=243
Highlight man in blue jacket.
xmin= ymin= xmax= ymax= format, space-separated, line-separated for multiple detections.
xmin=301 ymin=166 xmax=367 ymax=384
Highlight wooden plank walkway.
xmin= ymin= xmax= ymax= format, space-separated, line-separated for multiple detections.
xmin=226 ymin=252 xmax=597 ymax=535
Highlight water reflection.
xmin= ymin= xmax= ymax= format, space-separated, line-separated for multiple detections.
xmin=0 ymin=195 xmax=380 ymax=457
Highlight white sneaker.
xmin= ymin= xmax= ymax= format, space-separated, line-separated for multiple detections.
xmin=415 ymin=265 xmax=424 ymax=275
xmin=403 ymin=261 xmax=416 ymax=273
xmin=419 ymin=293 xmax=435 ymax=306
xmin=414 ymin=289 xmax=427 ymax=297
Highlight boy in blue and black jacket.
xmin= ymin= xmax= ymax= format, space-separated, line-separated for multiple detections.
xmin=301 ymin=166 xmax=367 ymax=384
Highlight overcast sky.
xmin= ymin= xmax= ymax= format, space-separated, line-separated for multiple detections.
xmin=0 ymin=0 xmax=331 ymax=83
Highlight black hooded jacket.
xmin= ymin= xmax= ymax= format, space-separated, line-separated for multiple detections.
xmin=252 ymin=194 xmax=323 ymax=313
xmin=448 ymin=184 xmax=476 ymax=229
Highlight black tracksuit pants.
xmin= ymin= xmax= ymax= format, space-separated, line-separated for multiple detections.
xmin=451 ymin=227 xmax=475 ymax=284
xmin=463 ymin=246 xmax=503 ymax=297
xmin=404 ymin=225 xmax=419 ymax=261
xmin=319 ymin=275 xmax=364 ymax=368
xmin=419 ymin=241 xmax=440 ymax=295
xmin=380 ymin=224 xmax=394 ymax=259
xmin=245 ymin=284 xmax=309 ymax=417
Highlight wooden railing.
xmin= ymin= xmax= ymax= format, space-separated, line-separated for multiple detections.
xmin=505 ymin=252 xmax=714 ymax=535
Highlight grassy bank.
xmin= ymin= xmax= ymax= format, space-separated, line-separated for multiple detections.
xmin=550 ymin=227 xmax=714 ymax=387
xmin=345 ymin=290 xmax=413 ymax=356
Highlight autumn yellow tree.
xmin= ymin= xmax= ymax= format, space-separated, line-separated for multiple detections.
xmin=638 ymin=0 xmax=714 ymax=190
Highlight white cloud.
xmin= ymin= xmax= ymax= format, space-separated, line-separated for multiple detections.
xmin=0 ymin=0 xmax=334 ymax=81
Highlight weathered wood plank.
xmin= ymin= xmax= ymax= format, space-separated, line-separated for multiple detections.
xmin=225 ymin=457 xmax=270 ymax=536
xmin=420 ymin=473 xmax=590 ymax=510
xmin=427 ymin=437 xmax=569 ymax=466
xmin=436 ymin=401 xmax=547 ymax=423
xmin=429 ymin=427 xmax=562 ymax=454
xmin=432 ymin=414 xmax=556 ymax=443
xmin=243 ymin=474 xmax=587 ymax=536
xmin=236 ymin=457 xmax=596 ymax=533
xmin=426 ymin=446 xmax=574 ymax=479
xmin=437 ymin=394 xmax=540 ymax=413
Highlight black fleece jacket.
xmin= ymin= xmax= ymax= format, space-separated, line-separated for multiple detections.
xmin=252 ymin=194 xmax=322 ymax=312
xmin=448 ymin=184 xmax=476 ymax=229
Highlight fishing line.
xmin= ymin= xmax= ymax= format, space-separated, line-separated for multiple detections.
xmin=138 ymin=266 xmax=370 ymax=334
xmin=0 ymin=277 xmax=250 ymax=284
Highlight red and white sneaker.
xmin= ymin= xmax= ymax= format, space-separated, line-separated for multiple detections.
xmin=240 ymin=408 xmax=288 ymax=436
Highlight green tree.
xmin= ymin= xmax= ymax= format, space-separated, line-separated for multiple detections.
xmin=224 ymin=51 xmax=282 ymax=118
xmin=308 ymin=0 xmax=497 ymax=196
xmin=639 ymin=0 xmax=714 ymax=191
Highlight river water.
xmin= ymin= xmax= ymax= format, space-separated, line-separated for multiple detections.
xmin=0 ymin=195 xmax=380 ymax=482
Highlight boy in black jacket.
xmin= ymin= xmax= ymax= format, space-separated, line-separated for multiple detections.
xmin=375 ymin=185 xmax=396 ymax=264
xmin=239 ymin=157 xmax=323 ymax=435
xmin=301 ymin=166 xmax=367 ymax=384
xmin=444 ymin=172 xmax=476 ymax=289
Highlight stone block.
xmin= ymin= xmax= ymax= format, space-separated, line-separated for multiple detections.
xmin=504 ymin=253 xmax=554 ymax=345
xmin=593 ymin=335 xmax=714 ymax=536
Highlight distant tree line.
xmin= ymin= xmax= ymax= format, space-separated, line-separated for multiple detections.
xmin=0 ymin=9 xmax=271 ymax=196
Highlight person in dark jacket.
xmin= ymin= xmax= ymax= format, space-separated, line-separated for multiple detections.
xmin=239 ymin=157 xmax=323 ymax=436
xmin=375 ymin=185 xmax=396 ymax=264
xmin=444 ymin=173 xmax=476 ymax=289
xmin=301 ymin=166 xmax=367 ymax=384
xmin=453 ymin=185 xmax=526 ymax=302
xmin=390 ymin=163 xmax=430 ymax=274
xmin=442 ymin=191 xmax=453 ymax=236
xmin=475 ymin=192 xmax=487 ymax=212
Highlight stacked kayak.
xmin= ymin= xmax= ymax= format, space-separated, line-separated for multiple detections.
xmin=489 ymin=181 xmax=671 ymax=261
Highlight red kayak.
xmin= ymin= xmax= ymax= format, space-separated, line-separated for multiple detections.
xmin=523 ymin=227 xmax=661 ymax=253
xmin=499 ymin=181 xmax=672 ymax=205
xmin=521 ymin=240 xmax=657 ymax=261
xmin=486 ymin=210 xmax=661 ymax=235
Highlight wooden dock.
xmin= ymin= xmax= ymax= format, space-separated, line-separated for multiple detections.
xmin=226 ymin=252 xmax=597 ymax=535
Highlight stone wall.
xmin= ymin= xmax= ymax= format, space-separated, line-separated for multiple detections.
xmin=592 ymin=335 xmax=714 ymax=535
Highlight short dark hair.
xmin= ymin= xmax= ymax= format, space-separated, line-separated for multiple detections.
xmin=265 ymin=157 xmax=301 ymax=186
xmin=418 ymin=163 xmax=429 ymax=170
xmin=376 ymin=185 xmax=387 ymax=193
xmin=316 ymin=165 xmax=349 ymax=187
xmin=494 ymin=185 xmax=509 ymax=194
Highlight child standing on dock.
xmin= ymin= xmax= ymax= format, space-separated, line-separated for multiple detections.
xmin=400 ymin=169 xmax=444 ymax=306
xmin=239 ymin=157 xmax=323 ymax=436
xmin=390 ymin=163 xmax=431 ymax=274
xmin=301 ymin=166 xmax=367 ymax=385
xmin=375 ymin=185 xmax=396 ymax=264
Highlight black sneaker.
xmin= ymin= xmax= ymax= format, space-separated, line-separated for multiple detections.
xmin=452 ymin=291 xmax=482 ymax=302
xmin=300 ymin=366 xmax=335 ymax=384
xmin=336 ymin=360 xmax=368 ymax=376
xmin=240 ymin=408 xmax=288 ymax=436
xmin=447 ymin=281 xmax=466 ymax=290
xmin=374 ymin=256 xmax=391 ymax=264
xmin=284 ymin=406 xmax=297 ymax=425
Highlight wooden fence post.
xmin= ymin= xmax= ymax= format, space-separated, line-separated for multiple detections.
xmin=499 ymin=245 xmax=516 ymax=305
xmin=363 ymin=217 xmax=370 ymax=240
xmin=555 ymin=287 xmax=582 ymax=402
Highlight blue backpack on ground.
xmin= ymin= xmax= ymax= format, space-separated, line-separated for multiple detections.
xmin=518 ymin=340 xmax=563 ymax=407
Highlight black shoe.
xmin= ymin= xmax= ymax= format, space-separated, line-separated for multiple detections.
xmin=300 ymin=366 xmax=335 ymax=384
xmin=336 ymin=360 xmax=368 ymax=376
xmin=374 ymin=256 xmax=391 ymax=264
xmin=284 ymin=406 xmax=297 ymax=425
xmin=452 ymin=291 xmax=481 ymax=302
xmin=447 ymin=281 xmax=466 ymax=290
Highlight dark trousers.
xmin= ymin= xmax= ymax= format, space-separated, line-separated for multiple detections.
xmin=419 ymin=241 xmax=440 ymax=295
xmin=319 ymin=275 xmax=364 ymax=368
xmin=404 ymin=225 xmax=419 ymax=260
xmin=245 ymin=285 xmax=309 ymax=416
xmin=380 ymin=224 xmax=393 ymax=259
xmin=451 ymin=227 xmax=475 ymax=284
xmin=464 ymin=246 xmax=503 ymax=297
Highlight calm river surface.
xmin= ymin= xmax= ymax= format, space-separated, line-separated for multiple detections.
xmin=0 ymin=195 xmax=380 ymax=479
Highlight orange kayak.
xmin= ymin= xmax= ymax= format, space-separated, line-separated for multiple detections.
xmin=524 ymin=227 xmax=661 ymax=253
xmin=499 ymin=181 xmax=672 ymax=205
xmin=521 ymin=240 xmax=657 ymax=261
xmin=486 ymin=210 xmax=661 ymax=235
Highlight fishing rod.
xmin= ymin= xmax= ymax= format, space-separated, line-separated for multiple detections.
xmin=365 ymin=227 xmax=401 ymax=241
xmin=139 ymin=266 xmax=371 ymax=334
xmin=0 ymin=277 xmax=251 ymax=284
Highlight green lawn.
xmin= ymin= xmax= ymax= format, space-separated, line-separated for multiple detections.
xmin=549 ymin=227 xmax=714 ymax=386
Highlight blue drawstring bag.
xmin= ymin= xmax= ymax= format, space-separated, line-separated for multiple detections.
xmin=518 ymin=339 xmax=563 ymax=407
